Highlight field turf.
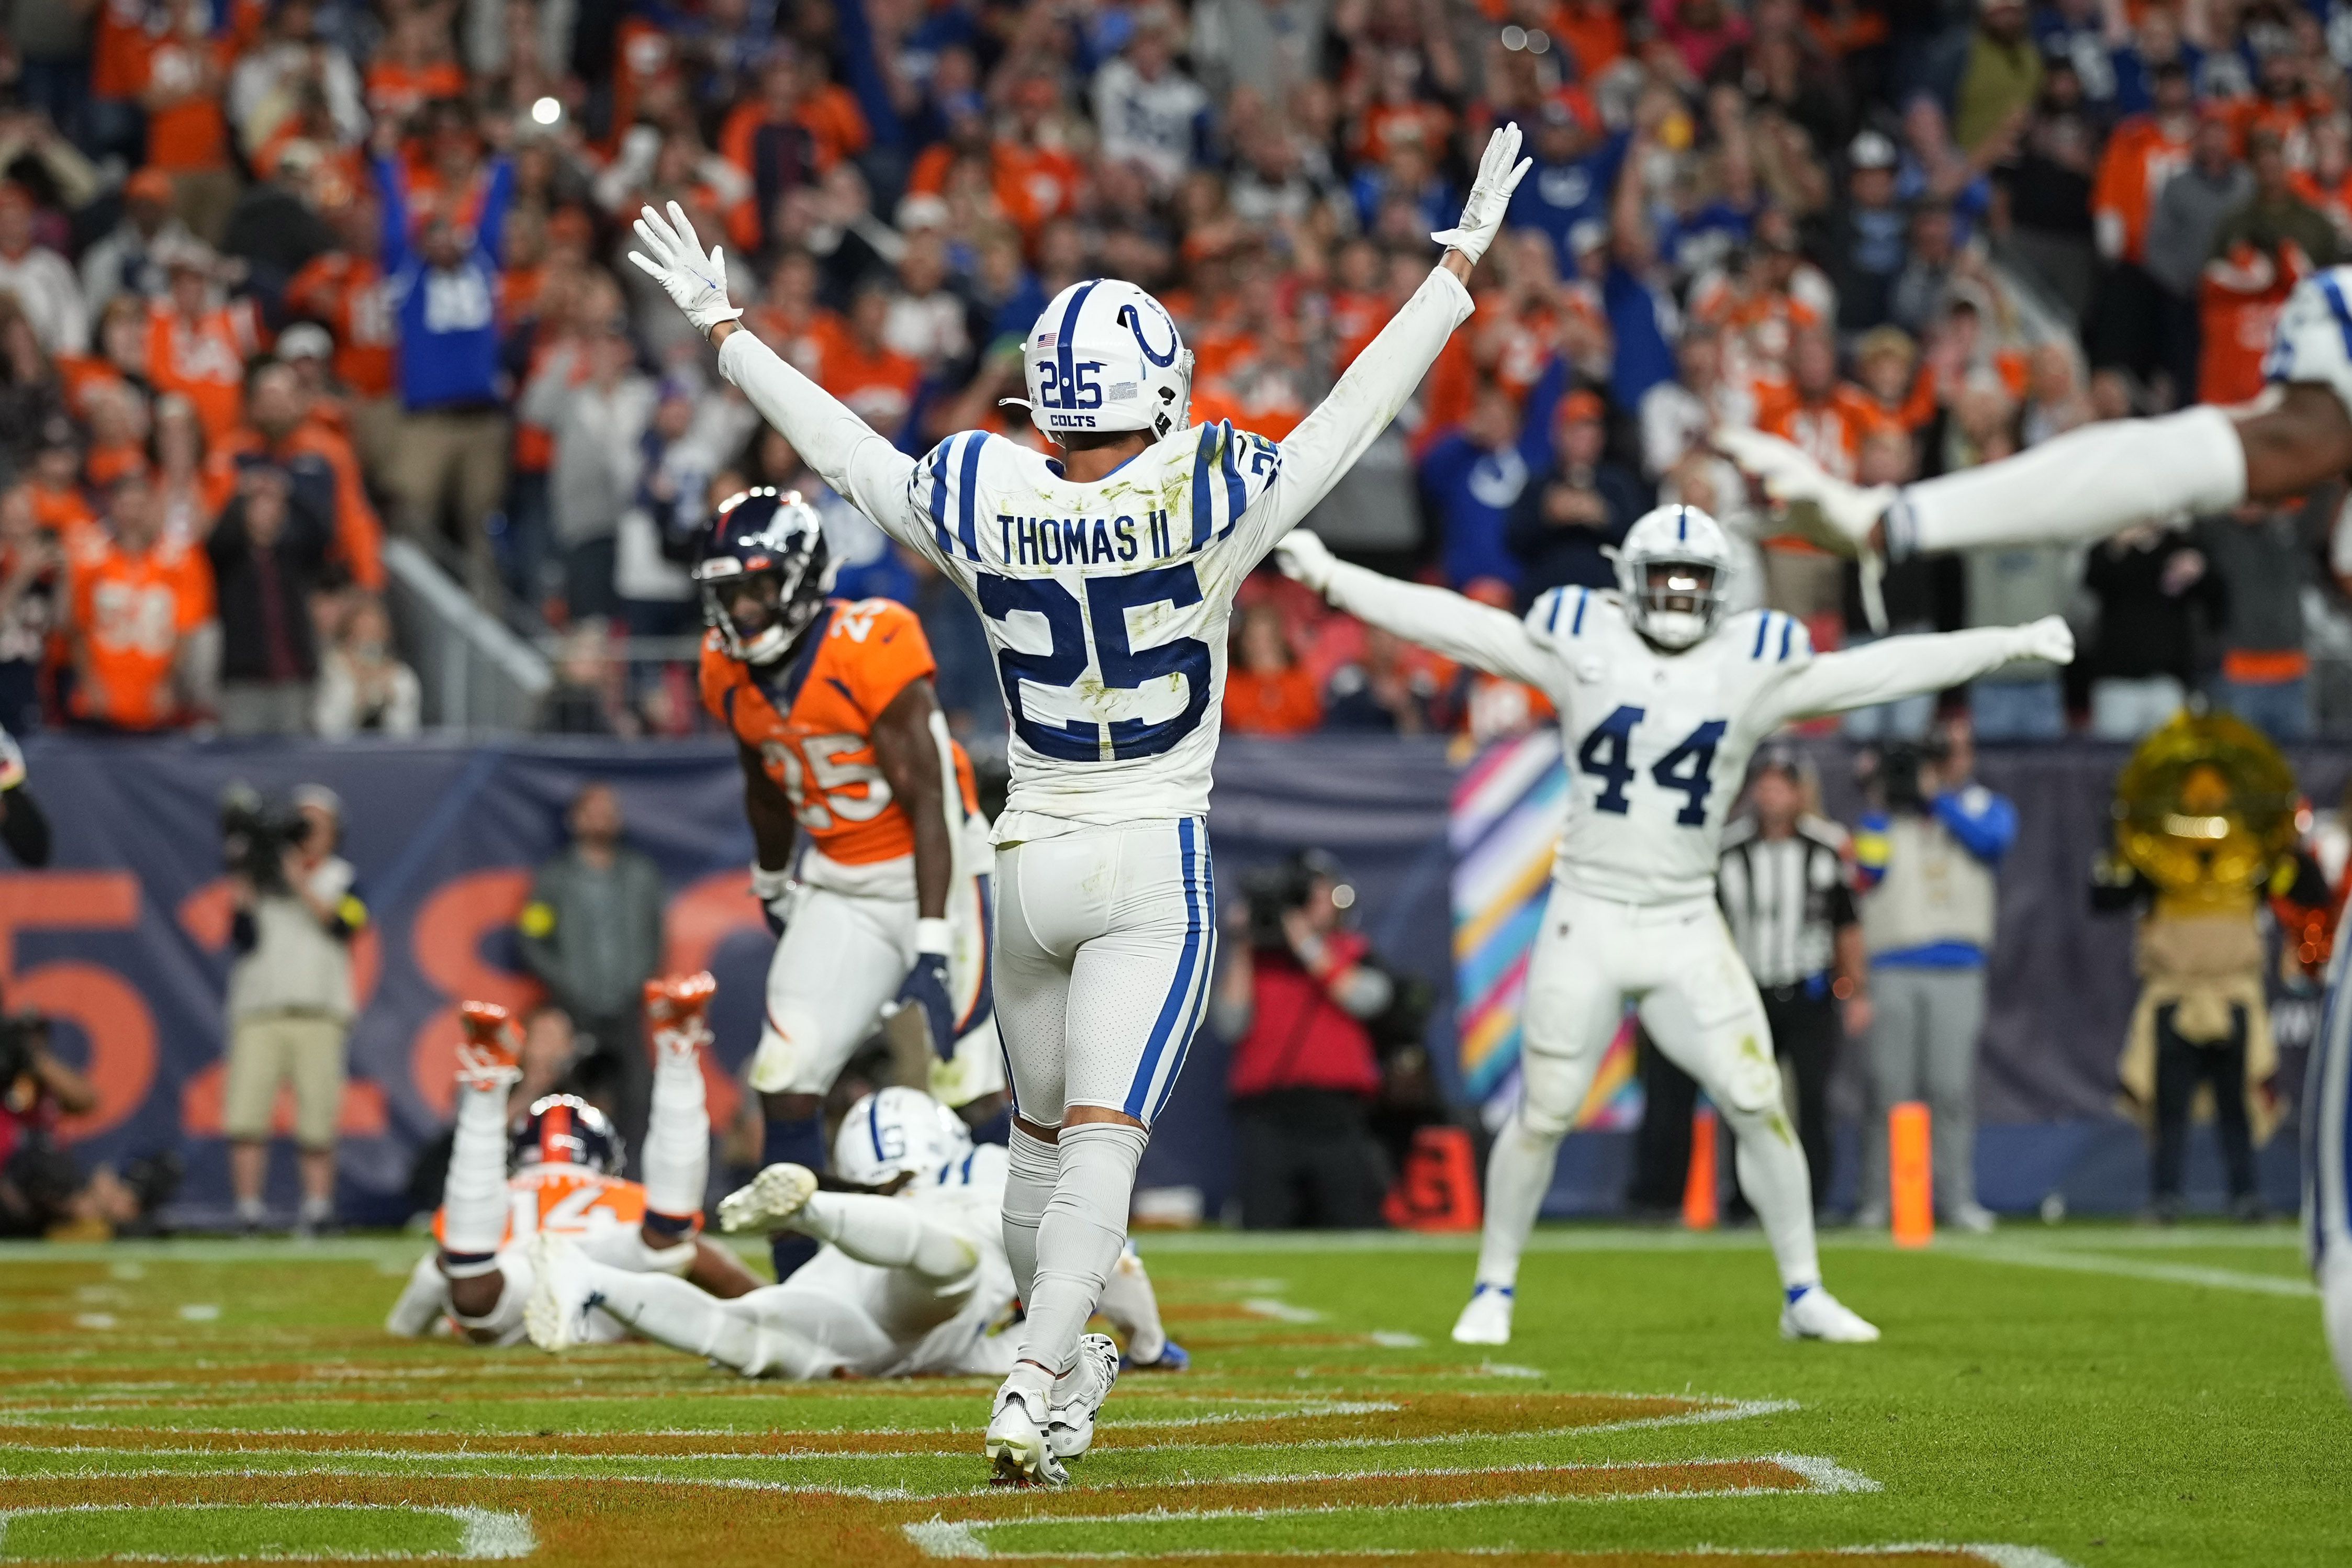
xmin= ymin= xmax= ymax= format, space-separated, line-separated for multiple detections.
xmin=0 ymin=1224 xmax=2344 ymax=1566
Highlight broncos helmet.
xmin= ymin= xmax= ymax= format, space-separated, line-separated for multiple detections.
xmin=693 ymin=487 xmax=836 ymax=665
xmin=510 ymin=1093 xmax=626 ymax=1176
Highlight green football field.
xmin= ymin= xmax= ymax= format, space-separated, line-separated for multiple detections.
xmin=0 ymin=1225 xmax=2344 ymax=1567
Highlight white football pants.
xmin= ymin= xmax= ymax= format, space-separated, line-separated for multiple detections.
xmin=1476 ymin=885 xmax=1822 ymax=1294
xmin=752 ymin=864 xmax=1005 ymax=1105
xmin=992 ymin=819 xmax=1214 ymax=1125
xmin=2304 ymin=940 xmax=2352 ymax=1402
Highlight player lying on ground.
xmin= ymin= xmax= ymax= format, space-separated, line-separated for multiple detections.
xmin=386 ymin=978 xmax=758 ymax=1343
xmin=693 ymin=485 xmax=1006 ymax=1287
xmin=1712 ymin=270 xmax=2352 ymax=1396
xmin=527 ymin=1085 xmax=1182 ymax=1388
xmin=1276 ymin=507 xmax=2074 ymax=1346
xmin=629 ymin=124 xmax=1532 ymax=1480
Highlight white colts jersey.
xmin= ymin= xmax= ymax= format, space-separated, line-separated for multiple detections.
xmin=711 ymin=266 xmax=1478 ymax=839
xmin=898 ymin=419 xmax=1283 ymax=838
xmin=1313 ymin=569 xmax=2047 ymax=906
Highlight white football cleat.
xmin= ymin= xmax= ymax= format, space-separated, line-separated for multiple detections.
xmin=1779 ymin=1284 xmax=1881 ymax=1343
xmin=1045 ymin=1332 xmax=1122 ymax=1461
xmin=1451 ymin=1283 xmax=1514 ymax=1346
xmin=718 ymin=1162 xmax=819 ymax=1236
xmin=985 ymin=1378 xmax=1066 ymax=1486
xmin=523 ymin=1231 xmax=604 ymax=1352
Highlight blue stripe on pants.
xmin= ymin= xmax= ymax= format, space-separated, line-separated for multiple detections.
xmin=1123 ymin=819 xmax=1204 ymax=1118
xmin=1148 ymin=847 xmax=1217 ymax=1123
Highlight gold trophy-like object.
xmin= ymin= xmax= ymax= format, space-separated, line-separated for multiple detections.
xmin=2108 ymin=709 xmax=2295 ymax=1150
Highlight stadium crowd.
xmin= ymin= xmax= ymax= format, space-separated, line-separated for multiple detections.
xmin=4 ymin=0 xmax=2352 ymax=746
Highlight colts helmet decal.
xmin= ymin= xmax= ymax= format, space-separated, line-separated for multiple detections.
xmin=693 ymin=487 xmax=836 ymax=665
xmin=1011 ymin=278 xmax=1195 ymax=442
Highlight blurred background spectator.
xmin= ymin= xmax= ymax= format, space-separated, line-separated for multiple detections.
xmin=1855 ymin=720 xmax=2012 ymax=1234
xmin=1214 ymin=850 xmax=1397 ymax=1229
xmin=517 ymin=781 xmax=666 ymax=1157
xmin=221 ymin=783 xmax=363 ymax=1236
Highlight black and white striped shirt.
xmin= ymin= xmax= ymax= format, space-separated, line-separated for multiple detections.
xmin=1717 ymin=815 xmax=1858 ymax=991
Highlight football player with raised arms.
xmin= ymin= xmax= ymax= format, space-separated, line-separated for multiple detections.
xmin=694 ymin=486 xmax=1006 ymax=1288
xmin=1274 ymin=507 xmax=2075 ymax=1346
xmin=1712 ymin=274 xmax=2352 ymax=1402
xmin=386 ymin=976 xmax=760 ymax=1343
xmin=629 ymin=125 xmax=1535 ymax=1481
xmin=527 ymin=1085 xmax=1180 ymax=1390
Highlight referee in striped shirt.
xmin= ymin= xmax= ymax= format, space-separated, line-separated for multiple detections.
xmin=1716 ymin=745 xmax=1869 ymax=1214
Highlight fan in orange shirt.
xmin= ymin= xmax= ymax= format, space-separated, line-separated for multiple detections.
xmin=2091 ymin=65 xmax=2197 ymax=267
xmin=365 ymin=7 xmax=467 ymax=127
xmin=68 ymin=472 xmax=216 ymax=731
xmin=148 ymin=244 xmax=261 ymax=446
xmin=990 ymin=79 xmax=1085 ymax=240
xmin=137 ymin=0 xmax=233 ymax=175
xmin=26 ymin=433 xmax=100 ymax=552
xmin=1851 ymin=325 xmax=1937 ymax=435
xmin=742 ymin=251 xmax=846 ymax=383
xmin=1352 ymin=53 xmax=1454 ymax=164
xmin=285 ymin=198 xmax=398 ymax=401
xmin=210 ymin=362 xmax=385 ymax=592
xmin=1224 ymin=602 xmax=1323 ymax=736
xmin=1756 ymin=330 xmax=1897 ymax=483
xmin=820 ymin=282 xmax=924 ymax=440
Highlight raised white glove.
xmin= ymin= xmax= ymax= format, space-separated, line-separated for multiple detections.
xmin=1272 ymin=528 xmax=1336 ymax=594
xmin=1430 ymin=122 xmax=1533 ymax=266
xmin=628 ymin=201 xmax=743 ymax=337
xmin=2019 ymin=614 xmax=2076 ymax=666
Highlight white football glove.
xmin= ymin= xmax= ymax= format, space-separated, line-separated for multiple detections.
xmin=628 ymin=201 xmax=743 ymax=337
xmin=1272 ymin=528 xmax=1336 ymax=594
xmin=2019 ymin=614 xmax=2076 ymax=666
xmin=1431 ymin=122 xmax=1533 ymax=266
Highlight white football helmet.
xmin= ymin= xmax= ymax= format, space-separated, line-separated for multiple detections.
xmin=1615 ymin=503 xmax=1733 ymax=651
xmin=832 ymin=1086 xmax=975 ymax=1188
xmin=1018 ymin=278 xmax=1194 ymax=442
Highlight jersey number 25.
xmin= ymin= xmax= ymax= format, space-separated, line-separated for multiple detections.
xmin=977 ymin=564 xmax=1213 ymax=762
xmin=1576 ymin=704 xmax=1728 ymax=826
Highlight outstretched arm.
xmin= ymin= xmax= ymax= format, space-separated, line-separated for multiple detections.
xmin=1236 ymin=126 xmax=1530 ymax=561
xmin=1762 ymin=619 xmax=2075 ymax=725
xmin=1277 ymin=532 xmax=1562 ymax=692
xmin=629 ymin=203 xmax=928 ymax=552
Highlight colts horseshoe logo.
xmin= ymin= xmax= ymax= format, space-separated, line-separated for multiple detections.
xmin=1119 ymin=301 xmax=1181 ymax=368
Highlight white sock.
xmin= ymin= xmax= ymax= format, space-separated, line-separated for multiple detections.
xmin=236 ymin=1195 xmax=264 ymax=1223
xmin=1017 ymin=1121 xmax=1145 ymax=1377
xmin=1473 ymin=1117 xmax=1563 ymax=1291
xmin=299 ymin=1193 xmax=332 ymax=1223
xmin=1900 ymin=404 xmax=2244 ymax=556
xmin=439 ymin=1081 xmax=511 ymax=1268
xmin=791 ymin=1191 xmax=977 ymax=1281
xmin=642 ymin=1054 xmax=709 ymax=1233
xmin=1002 ymin=1126 xmax=1059 ymax=1303
xmin=1097 ymin=1243 xmax=1167 ymax=1363
xmin=1721 ymin=1104 xmax=1822 ymax=1291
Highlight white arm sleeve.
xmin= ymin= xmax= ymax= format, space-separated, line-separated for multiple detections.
xmin=1322 ymin=558 xmax=1561 ymax=691
xmin=715 ymin=325 xmax=930 ymax=552
xmin=1762 ymin=625 xmax=2036 ymax=724
xmin=1237 ymin=266 xmax=1475 ymax=562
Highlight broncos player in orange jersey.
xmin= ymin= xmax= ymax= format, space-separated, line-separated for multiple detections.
xmin=386 ymin=977 xmax=760 ymax=1343
xmin=696 ymin=488 xmax=1005 ymax=1282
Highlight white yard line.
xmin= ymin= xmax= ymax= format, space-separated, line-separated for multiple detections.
xmin=1931 ymin=1243 xmax=2317 ymax=1298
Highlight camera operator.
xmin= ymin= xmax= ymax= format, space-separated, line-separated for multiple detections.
xmin=1 ymin=1001 xmax=96 ymax=1236
xmin=221 ymin=783 xmax=366 ymax=1237
xmin=1213 ymin=850 xmax=1398 ymax=1229
xmin=1854 ymin=717 xmax=2013 ymax=1234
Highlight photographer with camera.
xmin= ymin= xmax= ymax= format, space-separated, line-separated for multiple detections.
xmin=221 ymin=783 xmax=367 ymax=1236
xmin=0 ymin=980 xmax=176 ymax=1238
xmin=1212 ymin=850 xmax=1402 ymax=1230
xmin=1853 ymin=717 xmax=2013 ymax=1234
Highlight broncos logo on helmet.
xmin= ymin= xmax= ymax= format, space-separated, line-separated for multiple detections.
xmin=692 ymin=488 xmax=837 ymax=665
xmin=510 ymin=1093 xmax=626 ymax=1175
